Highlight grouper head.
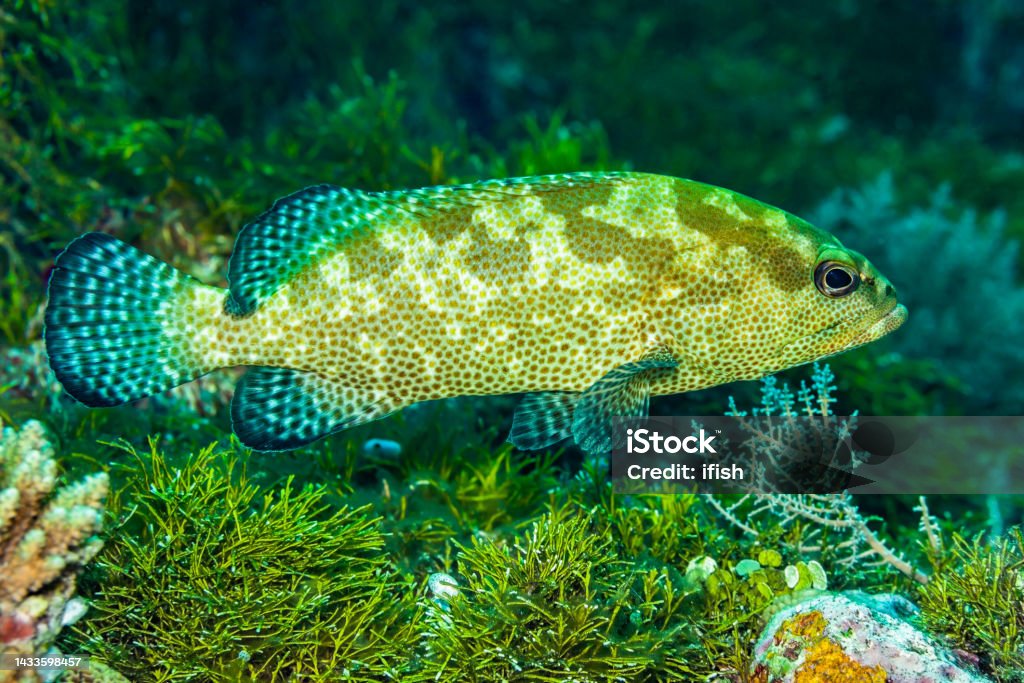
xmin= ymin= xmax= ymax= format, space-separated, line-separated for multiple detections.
xmin=662 ymin=180 xmax=907 ymax=381
xmin=775 ymin=239 xmax=907 ymax=365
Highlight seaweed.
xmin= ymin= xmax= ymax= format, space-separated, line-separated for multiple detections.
xmin=422 ymin=505 xmax=707 ymax=682
xmin=64 ymin=439 xmax=421 ymax=681
xmin=29 ymin=365 xmax=1013 ymax=681
xmin=918 ymin=529 xmax=1024 ymax=682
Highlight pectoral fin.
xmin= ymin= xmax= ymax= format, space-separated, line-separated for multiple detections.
xmin=572 ymin=346 xmax=679 ymax=455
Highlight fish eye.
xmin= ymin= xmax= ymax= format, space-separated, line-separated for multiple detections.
xmin=814 ymin=261 xmax=859 ymax=297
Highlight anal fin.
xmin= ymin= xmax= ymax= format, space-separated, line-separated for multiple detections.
xmin=572 ymin=346 xmax=679 ymax=455
xmin=508 ymin=391 xmax=580 ymax=450
xmin=231 ymin=367 xmax=396 ymax=451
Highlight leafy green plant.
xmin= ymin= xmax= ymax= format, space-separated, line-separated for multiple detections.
xmin=601 ymin=493 xmax=718 ymax=570
xmin=65 ymin=438 xmax=421 ymax=681
xmin=423 ymin=505 xmax=707 ymax=682
xmin=918 ymin=529 xmax=1024 ymax=682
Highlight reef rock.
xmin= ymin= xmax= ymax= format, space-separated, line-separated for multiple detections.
xmin=751 ymin=591 xmax=991 ymax=683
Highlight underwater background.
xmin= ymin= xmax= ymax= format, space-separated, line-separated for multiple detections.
xmin=1 ymin=0 xmax=1023 ymax=681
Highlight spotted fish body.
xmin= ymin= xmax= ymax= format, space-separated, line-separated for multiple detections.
xmin=44 ymin=172 xmax=906 ymax=452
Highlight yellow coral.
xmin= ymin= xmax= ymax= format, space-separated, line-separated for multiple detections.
xmin=769 ymin=610 xmax=886 ymax=683
xmin=795 ymin=639 xmax=887 ymax=683
xmin=779 ymin=610 xmax=827 ymax=640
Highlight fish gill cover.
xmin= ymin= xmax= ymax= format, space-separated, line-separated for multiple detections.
xmin=1 ymin=1 xmax=1023 ymax=681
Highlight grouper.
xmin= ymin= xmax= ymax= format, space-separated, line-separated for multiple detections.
xmin=43 ymin=172 xmax=907 ymax=453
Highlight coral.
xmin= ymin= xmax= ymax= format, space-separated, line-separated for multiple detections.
xmin=723 ymin=363 xmax=862 ymax=494
xmin=752 ymin=592 xmax=991 ymax=682
xmin=0 ymin=420 xmax=107 ymax=681
xmin=713 ymin=493 xmax=930 ymax=585
xmin=713 ymin=365 xmax=928 ymax=585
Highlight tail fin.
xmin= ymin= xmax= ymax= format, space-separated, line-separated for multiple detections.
xmin=44 ymin=233 xmax=212 ymax=407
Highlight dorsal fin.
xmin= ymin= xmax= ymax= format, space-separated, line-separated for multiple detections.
xmin=226 ymin=172 xmax=632 ymax=316
xmin=226 ymin=184 xmax=375 ymax=315
xmin=394 ymin=171 xmax=630 ymax=208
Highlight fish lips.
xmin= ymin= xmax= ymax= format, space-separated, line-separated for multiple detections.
xmin=847 ymin=301 xmax=908 ymax=348
xmin=779 ymin=299 xmax=908 ymax=363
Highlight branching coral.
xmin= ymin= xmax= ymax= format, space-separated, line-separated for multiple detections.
xmin=711 ymin=493 xmax=929 ymax=584
xmin=712 ymin=365 xmax=929 ymax=585
xmin=0 ymin=419 xmax=107 ymax=676
xmin=723 ymin=364 xmax=858 ymax=494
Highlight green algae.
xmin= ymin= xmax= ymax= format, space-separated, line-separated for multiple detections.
xmin=918 ymin=528 xmax=1024 ymax=682
xmin=37 ymin=380 xmax=1020 ymax=681
xmin=64 ymin=439 xmax=421 ymax=681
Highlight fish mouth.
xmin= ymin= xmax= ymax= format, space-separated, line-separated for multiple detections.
xmin=777 ymin=299 xmax=908 ymax=365
xmin=770 ymin=301 xmax=909 ymax=374
xmin=847 ymin=301 xmax=908 ymax=348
